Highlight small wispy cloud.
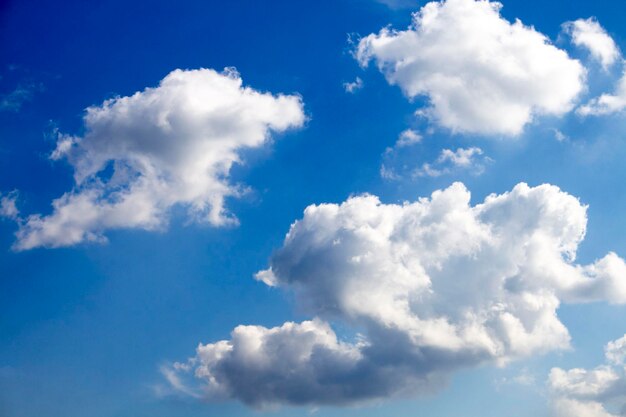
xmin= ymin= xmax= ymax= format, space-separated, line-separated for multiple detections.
xmin=374 ymin=0 xmax=417 ymax=9
xmin=380 ymin=163 xmax=400 ymax=180
xmin=577 ymin=71 xmax=626 ymax=116
xmin=343 ymin=76 xmax=363 ymax=93
xmin=156 ymin=364 xmax=203 ymax=399
xmin=413 ymin=147 xmax=490 ymax=178
xmin=0 ymin=81 xmax=44 ymax=112
xmin=552 ymin=129 xmax=568 ymax=142
xmin=494 ymin=367 xmax=537 ymax=390
xmin=384 ymin=129 xmax=423 ymax=156
xmin=0 ymin=191 xmax=20 ymax=221
xmin=395 ymin=129 xmax=422 ymax=147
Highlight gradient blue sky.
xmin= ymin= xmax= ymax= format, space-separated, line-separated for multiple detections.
xmin=2 ymin=0 xmax=626 ymax=416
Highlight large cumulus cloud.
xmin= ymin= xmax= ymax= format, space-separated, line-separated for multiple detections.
xmin=356 ymin=0 xmax=585 ymax=135
xmin=13 ymin=68 xmax=305 ymax=250
xmin=168 ymin=182 xmax=626 ymax=407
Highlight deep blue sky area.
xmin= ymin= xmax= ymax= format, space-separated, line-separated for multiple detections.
xmin=2 ymin=1 xmax=626 ymax=416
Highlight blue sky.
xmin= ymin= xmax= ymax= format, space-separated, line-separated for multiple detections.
xmin=2 ymin=0 xmax=626 ymax=416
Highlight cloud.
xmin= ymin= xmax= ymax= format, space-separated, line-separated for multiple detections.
xmin=395 ymin=129 xmax=422 ymax=147
xmin=157 ymin=364 xmax=203 ymax=399
xmin=578 ymin=70 xmax=626 ymax=116
xmin=509 ymin=368 xmax=536 ymax=386
xmin=564 ymin=18 xmax=620 ymax=70
xmin=413 ymin=147 xmax=489 ymax=177
xmin=569 ymin=18 xmax=626 ymax=116
xmin=0 ymin=82 xmax=44 ymax=112
xmin=0 ymin=191 xmax=19 ymax=220
xmin=374 ymin=0 xmax=418 ymax=9
xmin=380 ymin=164 xmax=401 ymax=180
xmin=549 ymin=335 xmax=626 ymax=417
xmin=382 ymin=132 xmax=487 ymax=180
xmin=12 ymin=67 xmax=305 ymax=250
xmin=552 ymin=129 xmax=568 ymax=142
xmin=606 ymin=336 xmax=626 ymax=366
xmin=343 ymin=77 xmax=364 ymax=93
xmin=356 ymin=0 xmax=585 ymax=136
xmin=550 ymin=398 xmax=618 ymax=417
xmin=168 ymin=182 xmax=626 ymax=407
xmin=494 ymin=367 xmax=536 ymax=388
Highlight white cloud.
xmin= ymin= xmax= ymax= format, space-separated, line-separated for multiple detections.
xmin=494 ymin=367 xmax=536 ymax=388
xmin=550 ymin=367 xmax=620 ymax=398
xmin=169 ymin=182 xmax=626 ymax=407
xmin=413 ymin=147 xmax=488 ymax=177
xmin=356 ymin=0 xmax=585 ymax=135
xmin=0 ymin=81 xmax=44 ymax=112
xmin=395 ymin=129 xmax=422 ymax=147
xmin=552 ymin=129 xmax=568 ymax=142
xmin=564 ymin=18 xmax=620 ymax=70
xmin=438 ymin=147 xmax=483 ymax=167
xmin=570 ymin=18 xmax=626 ymax=116
xmin=0 ymin=191 xmax=19 ymax=220
xmin=343 ymin=77 xmax=364 ymax=93
xmin=381 ymin=129 xmax=423 ymax=173
xmin=374 ymin=0 xmax=418 ymax=9
xmin=606 ymin=335 xmax=626 ymax=366
xmin=380 ymin=163 xmax=401 ymax=180
xmin=158 ymin=364 xmax=202 ymax=399
xmin=578 ymin=70 xmax=626 ymax=116
xmin=510 ymin=368 xmax=536 ymax=386
xmin=549 ymin=335 xmax=626 ymax=417
xmin=550 ymin=398 xmax=617 ymax=417
xmin=12 ymin=67 xmax=305 ymax=250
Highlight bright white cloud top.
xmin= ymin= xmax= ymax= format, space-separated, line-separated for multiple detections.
xmin=13 ymin=68 xmax=305 ymax=250
xmin=549 ymin=335 xmax=626 ymax=417
xmin=168 ymin=182 xmax=626 ymax=407
xmin=564 ymin=18 xmax=620 ymax=70
xmin=357 ymin=0 xmax=585 ymax=135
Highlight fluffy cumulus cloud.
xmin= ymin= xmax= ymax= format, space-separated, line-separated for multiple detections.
xmin=168 ymin=182 xmax=626 ymax=407
xmin=12 ymin=68 xmax=305 ymax=250
xmin=356 ymin=0 xmax=585 ymax=135
xmin=549 ymin=335 xmax=626 ymax=417
xmin=564 ymin=18 xmax=620 ymax=70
